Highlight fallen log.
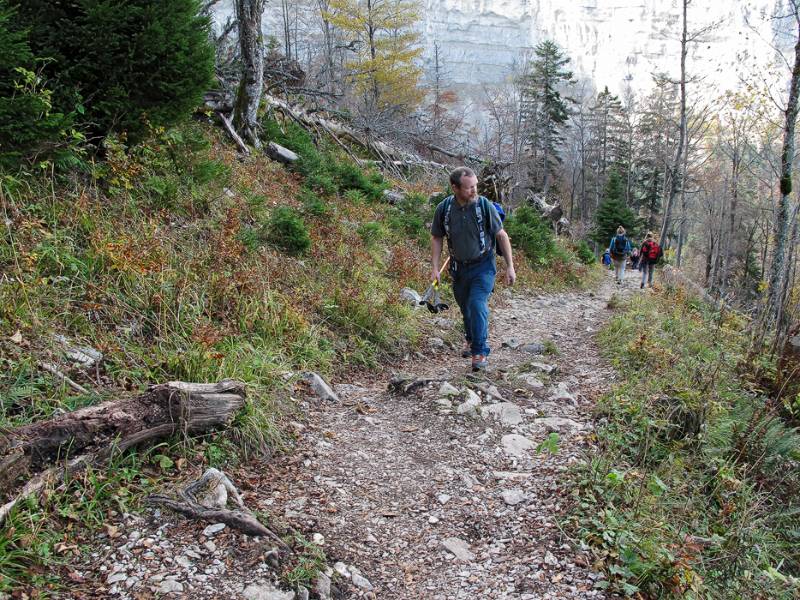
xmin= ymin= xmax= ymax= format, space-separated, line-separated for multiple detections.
xmin=0 ymin=380 xmax=246 ymax=522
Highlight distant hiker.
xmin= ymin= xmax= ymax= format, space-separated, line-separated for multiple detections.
xmin=608 ymin=226 xmax=631 ymax=284
xmin=630 ymin=247 xmax=640 ymax=270
xmin=639 ymin=231 xmax=662 ymax=289
xmin=431 ymin=167 xmax=515 ymax=371
xmin=602 ymin=249 xmax=612 ymax=268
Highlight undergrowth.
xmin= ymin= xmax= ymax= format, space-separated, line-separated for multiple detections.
xmin=0 ymin=115 xmax=595 ymax=592
xmin=569 ymin=288 xmax=800 ymax=598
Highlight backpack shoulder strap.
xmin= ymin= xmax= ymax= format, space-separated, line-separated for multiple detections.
xmin=443 ymin=195 xmax=454 ymax=238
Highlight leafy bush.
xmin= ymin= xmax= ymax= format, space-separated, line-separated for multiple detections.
xmin=9 ymin=0 xmax=214 ymax=143
xmin=266 ymin=206 xmax=311 ymax=255
xmin=504 ymin=205 xmax=557 ymax=266
xmin=571 ymin=291 xmax=800 ymax=598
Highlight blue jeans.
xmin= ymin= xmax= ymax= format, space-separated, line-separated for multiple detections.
xmin=641 ymin=261 xmax=655 ymax=286
xmin=450 ymin=253 xmax=496 ymax=357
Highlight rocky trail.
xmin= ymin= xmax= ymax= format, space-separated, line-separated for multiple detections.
xmin=70 ymin=270 xmax=639 ymax=600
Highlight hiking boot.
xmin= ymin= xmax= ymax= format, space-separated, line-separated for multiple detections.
xmin=462 ymin=343 xmax=471 ymax=358
xmin=640 ymin=282 xmax=644 ymax=289
xmin=471 ymin=355 xmax=488 ymax=371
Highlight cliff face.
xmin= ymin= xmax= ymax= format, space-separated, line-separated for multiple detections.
xmin=421 ymin=0 xmax=778 ymax=97
xmin=211 ymin=0 xmax=781 ymax=101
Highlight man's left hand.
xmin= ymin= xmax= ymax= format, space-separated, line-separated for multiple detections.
xmin=505 ymin=266 xmax=516 ymax=286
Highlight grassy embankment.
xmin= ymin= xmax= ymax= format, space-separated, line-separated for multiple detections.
xmin=0 ymin=118 xmax=595 ymax=591
xmin=571 ymin=287 xmax=800 ymax=598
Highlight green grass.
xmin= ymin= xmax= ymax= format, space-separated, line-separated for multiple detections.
xmin=569 ymin=289 xmax=800 ymax=598
xmin=0 ymin=117 xmax=598 ymax=593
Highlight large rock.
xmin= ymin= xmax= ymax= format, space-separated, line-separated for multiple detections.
xmin=241 ymin=582 xmax=295 ymax=600
xmin=482 ymin=402 xmax=523 ymax=426
xmin=501 ymin=434 xmax=535 ymax=457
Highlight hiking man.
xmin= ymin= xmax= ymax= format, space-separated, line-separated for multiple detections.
xmin=608 ymin=226 xmax=631 ymax=284
xmin=430 ymin=167 xmax=515 ymax=371
xmin=639 ymin=231 xmax=662 ymax=289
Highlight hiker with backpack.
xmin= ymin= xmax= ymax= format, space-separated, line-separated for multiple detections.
xmin=430 ymin=167 xmax=515 ymax=371
xmin=608 ymin=226 xmax=631 ymax=284
xmin=639 ymin=231 xmax=662 ymax=288
xmin=630 ymin=247 xmax=640 ymax=270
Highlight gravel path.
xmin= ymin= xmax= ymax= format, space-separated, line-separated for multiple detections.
xmin=70 ymin=270 xmax=636 ymax=599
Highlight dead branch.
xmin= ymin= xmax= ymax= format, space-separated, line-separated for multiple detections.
xmin=217 ymin=112 xmax=251 ymax=155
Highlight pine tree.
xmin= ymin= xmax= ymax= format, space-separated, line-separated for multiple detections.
xmin=585 ymin=87 xmax=630 ymax=209
xmin=517 ymin=40 xmax=575 ymax=194
xmin=590 ymin=170 xmax=638 ymax=247
xmin=325 ymin=0 xmax=423 ymax=122
xmin=0 ymin=1 xmax=72 ymax=169
xmin=10 ymin=0 xmax=214 ymax=144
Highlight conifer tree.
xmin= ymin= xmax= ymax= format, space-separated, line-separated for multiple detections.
xmin=0 ymin=1 xmax=71 ymax=169
xmin=590 ymin=170 xmax=638 ymax=247
xmin=10 ymin=0 xmax=214 ymax=144
xmin=517 ymin=40 xmax=575 ymax=194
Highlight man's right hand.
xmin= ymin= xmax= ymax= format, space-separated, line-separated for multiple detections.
xmin=431 ymin=266 xmax=441 ymax=284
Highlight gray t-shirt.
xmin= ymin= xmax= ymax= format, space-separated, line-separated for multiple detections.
xmin=431 ymin=196 xmax=503 ymax=263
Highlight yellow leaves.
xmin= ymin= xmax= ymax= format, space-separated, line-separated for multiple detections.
xmin=324 ymin=0 xmax=423 ymax=111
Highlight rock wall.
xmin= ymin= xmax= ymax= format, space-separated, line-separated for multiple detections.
xmin=211 ymin=0 xmax=782 ymax=108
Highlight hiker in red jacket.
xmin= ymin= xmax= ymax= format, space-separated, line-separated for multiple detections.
xmin=639 ymin=231 xmax=663 ymax=289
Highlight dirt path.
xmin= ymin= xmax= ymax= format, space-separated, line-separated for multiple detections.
xmin=73 ymin=269 xmax=636 ymax=599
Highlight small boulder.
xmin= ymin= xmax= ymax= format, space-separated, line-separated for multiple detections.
xmin=382 ymin=189 xmax=406 ymax=204
xmin=441 ymin=537 xmax=475 ymax=561
xmin=520 ymin=343 xmax=546 ymax=354
xmin=438 ymin=382 xmax=460 ymax=397
xmin=455 ymin=388 xmax=481 ymax=416
xmin=501 ymin=338 xmax=523 ymax=349
xmin=534 ymin=416 xmax=583 ymax=432
xmin=266 ymin=142 xmax=299 ymax=164
xmin=501 ymin=488 xmax=527 ymax=506
xmin=501 ymin=434 xmax=535 ymax=457
xmin=482 ymin=402 xmax=523 ymax=426
xmin=303 ymin=372 xmax=339 ymax=402
xmin=548 ymin=382 xmax=576 ymax=405
xmin=399 ymin=287 xmax=422 ymax=305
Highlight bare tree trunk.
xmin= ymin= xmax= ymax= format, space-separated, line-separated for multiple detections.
xmin=768 ymin=7 xmax=800 ymax=325
xmin=660 ymin=0 xmax=688 ymax=247
xmin=675 ymin=117 xmax=692 ymax=267
xmin=719 ymin=147 xmax=741 ymax=295
xmin=233 ymin=0 xmax=265 ymax=148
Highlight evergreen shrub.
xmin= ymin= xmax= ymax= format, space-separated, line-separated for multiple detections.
xmin=574 ymin=240 xmax=596 ymax=264
xmin=504 ymin=205 xmax=558 ymax=265
xmin=9 ymin=0 xmax=214 ymax=144
xmin=0 ymin=2 xmax=76 ymax=170
xmin=266 ymin=207 xmax=311 ymax=255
